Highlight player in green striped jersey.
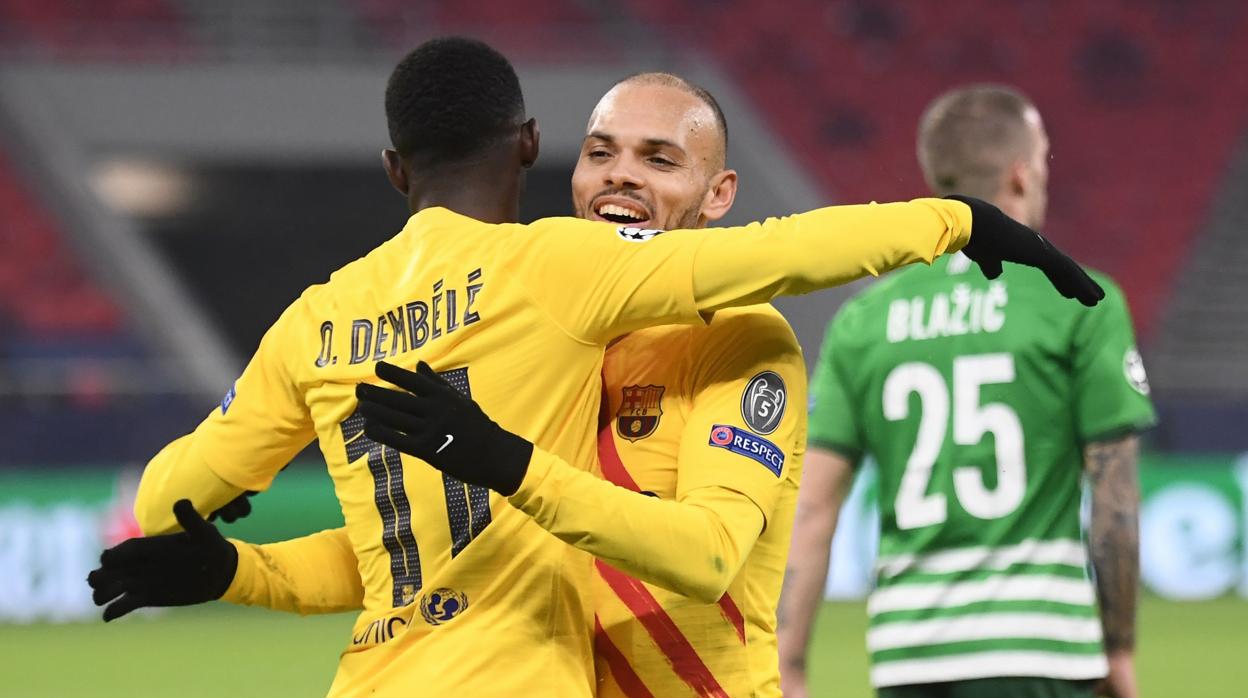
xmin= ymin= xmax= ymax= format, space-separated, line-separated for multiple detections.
xmin=777 ymin=86 xmax=1156 ymax=698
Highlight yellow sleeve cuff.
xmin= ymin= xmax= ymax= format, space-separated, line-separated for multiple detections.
xmin=221 ymin=539 xmax=256 ymax=605
xmin=927 ymin=197 xmax=973 ymax=253
xmin=506 ymin=446 xmax=560 ymax=517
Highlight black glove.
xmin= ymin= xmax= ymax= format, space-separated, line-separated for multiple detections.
xmin=949 ymin=195 xmax=1105 ymax=307
xmin=355 ymin=361 xmax=534 ymax=496
xmin=87 ymin=499 xmax=238 ymax=622
xmin=209 ymin=491 xmax=256 ymax=523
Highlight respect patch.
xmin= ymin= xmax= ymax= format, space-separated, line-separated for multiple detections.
xmin=708 ymin=424 xmax=784 ymax=477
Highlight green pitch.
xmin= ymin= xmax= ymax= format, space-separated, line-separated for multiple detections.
xmin=2 ymin=597 xmax=1241 ymax=696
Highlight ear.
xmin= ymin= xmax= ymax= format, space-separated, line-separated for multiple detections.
xmin=519 ymin=118 xmax=540 ymax=169
xmin=382 ymin=148 xmax=409 ymax=196
xmin=1005 ymin=159 xmax=1028 ymax=198
xmin=700 ymin=169 xmax=739 ymax=223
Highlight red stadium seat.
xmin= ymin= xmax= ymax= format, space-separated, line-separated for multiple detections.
xmin=621 ymin=0 xmax=1248 ymax=339
xmin=0 ymin=151 xmax=122 ymax=336
xmin=0 ymin=0 xmax=187 ymax=59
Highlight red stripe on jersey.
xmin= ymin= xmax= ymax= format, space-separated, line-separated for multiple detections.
xmin=601 ymin=381 xmax=745 ymax=644
xmin=598 ymin=417 xmax=643 ymax=492
xmin=597 ymin=560 xmax=731 ymax=698
xmin=595 ymin=614 xmax=656 ymax=698
xmin=717 ymin=593 xmax=747 ymax=644
xmin=597 ymin=379 xmax=731 ymax=696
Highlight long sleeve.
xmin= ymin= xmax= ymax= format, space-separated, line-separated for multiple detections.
xmin=517 ymin=198 xmax=971 ymax=344
xmin=687 ymin=199 xmax=970 ymax=313
xmin=508 ymin=449 xmax=764 ymax=604
xmin=222 ymin=527 xmax=364 ymax=615
xmin=507 ymin=306 xmax=807 ymax=604
xmin=133 ymin=435 xmax=248 ymax=535
xmin=133 ymin=299 xmax=317 ymax=534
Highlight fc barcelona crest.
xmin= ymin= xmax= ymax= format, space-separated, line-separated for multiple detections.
xmin=616 ymin=385 xmax=665 ymax=441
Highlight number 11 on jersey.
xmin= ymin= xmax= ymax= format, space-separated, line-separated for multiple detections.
xmin=340 ymin=366 xmax=492 ymax=607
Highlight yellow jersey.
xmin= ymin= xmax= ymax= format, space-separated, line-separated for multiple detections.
xmin=134 ymin=201 xmax=973 ymax=697
xmin=224 ymin=305 xmax=803 ymax=697
xmin=591 ymin=304 xmax=805 ymax=697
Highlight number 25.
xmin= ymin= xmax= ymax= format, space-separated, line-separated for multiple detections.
xmin=884 ymin=354 xmax=1026 ymax=530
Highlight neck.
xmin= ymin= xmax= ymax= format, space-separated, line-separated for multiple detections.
xmin=406 ymin=156 xmax=523 ymax=224
xmin=992 ymin=196 xmax=1029 ymax=228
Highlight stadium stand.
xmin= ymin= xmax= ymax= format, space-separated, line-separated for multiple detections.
xmin=353 ymin=0 xmax=607 ymax=60
xmin=0 ymin=146 xmax=203 ymax=464
xmin=0 ymin=150 xmax=121 ymax=339
xmin=621 ymin=0 xmax=1248 ymax=341
xmin=0 ymin=0 xmax=185 ymax=58
xmin=1151 ymin=138 xmax=1248 ymax=397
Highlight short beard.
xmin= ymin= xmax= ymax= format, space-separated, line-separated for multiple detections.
xmin=665 ymin=185 xmax=711 ymax=231
xmin=665 ymin=203 xmax=702 ymax=231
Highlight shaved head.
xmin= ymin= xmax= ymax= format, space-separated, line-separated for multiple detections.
xmin=600 ymin=72 xmax=728 ymax=170
xmin=572 ymin=72 xmax=738 ymax=232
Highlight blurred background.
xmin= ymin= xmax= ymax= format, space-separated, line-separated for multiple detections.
xmin=1 ymin=0 xmax=1246 ymax=695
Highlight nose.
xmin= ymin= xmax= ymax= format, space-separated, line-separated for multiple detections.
xmin=605 ymin=156 xmax=645 ymax=190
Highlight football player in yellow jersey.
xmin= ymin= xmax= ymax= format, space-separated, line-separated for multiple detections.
xmin=532 ymin=72 xmax=806 ymax=697
xmin=88 ymin=36 xmax=1104 ymax=698
xmin=209 ymin=72 xmax=806 ymax=697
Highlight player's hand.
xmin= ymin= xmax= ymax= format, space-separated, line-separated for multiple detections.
xmin=209 ymin=490 xmax=256 ymax=523
xmin=1095 ymin=649 xmax=1139 ymax=698
xmin=950 ymin=194 xmax=1105 ymax=307
xmin=356 ymin=361 xmax=534 ymax=496
xmin=87 ymin=499 xmax=238 ymax=622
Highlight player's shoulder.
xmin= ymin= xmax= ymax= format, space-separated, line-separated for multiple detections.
xmin=685 ymin=305 xmax=804 ymax=374
xmin=701 ymin=304 xmax=799 ymax=345
xmin=300 ymin=228 xmax=409 ymax=306
xmin=522 ymin=214 xmax=615 ymax=239
xmin=1012 ymin=264 xmax=1130 ymax=324
xmin=306 ymin=207 xmax=498 ymax=296
xmin=497 ymin=215 xmax=635 ymax=270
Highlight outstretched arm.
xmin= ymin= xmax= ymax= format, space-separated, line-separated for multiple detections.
xmin=521 ymin=196 xmax=1102 ymax=346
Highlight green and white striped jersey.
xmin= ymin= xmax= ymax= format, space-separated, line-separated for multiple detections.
xmin=808 ymin=253 xmax=1156 ymax=688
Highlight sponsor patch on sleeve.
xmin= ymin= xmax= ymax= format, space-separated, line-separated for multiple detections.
xmin=616 ymin=226 xmax=664 ymax=243
xmin=220 ymin=383 xmax=237 ymax=415
xmin=708 ymin=424 xmax=784 ymax=477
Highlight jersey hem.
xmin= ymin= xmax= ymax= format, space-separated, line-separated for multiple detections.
xmin=870 ymin=652 xmax=1108 ymax=688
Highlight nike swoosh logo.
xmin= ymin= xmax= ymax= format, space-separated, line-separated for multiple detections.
xmin=437 ymin=434 xmax=454 ymax=454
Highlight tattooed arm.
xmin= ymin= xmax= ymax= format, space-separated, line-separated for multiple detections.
xmin=1085 ymin=433 xmax=1142 ymax=698
xmin=776 ymin=447 xmax=857 ymax=698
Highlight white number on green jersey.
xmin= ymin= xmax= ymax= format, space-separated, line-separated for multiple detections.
xmin=884 ymin=353 xmax=1026 ymax=529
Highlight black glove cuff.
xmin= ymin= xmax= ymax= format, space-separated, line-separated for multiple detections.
xmin=492 ymin=430 xmax=535 ymax=497
xmin=208 ymin=539 xmax=240 ymax=600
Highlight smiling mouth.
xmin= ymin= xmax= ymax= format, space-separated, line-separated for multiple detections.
xmin=594 ymin=201 xmax=651 ymax=225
